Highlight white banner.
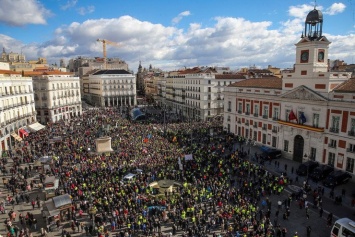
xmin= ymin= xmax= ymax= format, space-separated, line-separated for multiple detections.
xmin=184 ymin=154 xmax=193 ymax=161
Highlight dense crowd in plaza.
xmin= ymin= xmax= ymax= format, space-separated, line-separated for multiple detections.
xmin=1 ymin=107 xmax=330 ymax=237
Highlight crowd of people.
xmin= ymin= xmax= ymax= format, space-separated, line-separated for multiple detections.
xmin=0 ymin=107 xmax=329 ymax=237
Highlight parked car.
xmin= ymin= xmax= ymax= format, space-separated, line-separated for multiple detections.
xmin=296 ymin=160 xmax=319 ymax=176
xmin=323 ymin=170 xmax=352 ymax=188
xmin=261 ymin=148 xmax=282 ymax=160
xmin=309 ymin=165 xmax=334 ymax=181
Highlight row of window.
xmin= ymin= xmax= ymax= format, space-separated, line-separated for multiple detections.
xmin=0 ymin=85 xmax=32 ymax=95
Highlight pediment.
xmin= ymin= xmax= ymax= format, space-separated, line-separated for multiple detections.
xmin=281 ymin=86 xmax=329 ymax=101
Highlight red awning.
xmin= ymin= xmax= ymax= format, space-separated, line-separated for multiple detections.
xmin=19 ymin=129 xmax=29 ymax=138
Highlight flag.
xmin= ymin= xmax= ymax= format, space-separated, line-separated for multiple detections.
xmin=288 ymin=110 xmax=298 ymax=122
xmin=300 ymin=112 xmax=307 ymax=124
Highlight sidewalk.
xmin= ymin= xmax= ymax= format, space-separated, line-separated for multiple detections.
xmin=235 ymin=142 xmax=355 ymax=210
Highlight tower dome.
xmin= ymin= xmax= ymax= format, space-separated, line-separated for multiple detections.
xmin=303 ymin=8 xmax=323 ymax=40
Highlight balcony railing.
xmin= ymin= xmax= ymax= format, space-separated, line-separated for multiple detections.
xmin=245 ymin=122 xmax=249 ymax=126
xmin=348 ymin=131 xmax=355 ymax=137
xmin=227 ymin=108 xmax=231 ymax=112
xmin=253 ymin=124 xmax=257 ymax=128
xmin=263 ymin=115 xmax=268 ymax=119
xmin=277 ymin=120 xmax=324 ymax=132
xmin=329 ymin=127 xmax=339 ymax=133
xmin=245 ymin=112 xmax=250 ymax=115
xmin=347 ymin=148 xmax=355 ymax=153
xmin=272 ymin=117 xmax=279 ymax=121
xmin=328 ymin=144 xmax=337 ymax=148
xmin=237 ymin=110 xmax=242 ymax=114
xmin=253 ymin=113 xmax=259 ymax=117
xmin=272 ymin=129 xmax=278 ymax=133
xmin=262 ymin=126 xmax=267 ymax=131
xmin=237 ymin=121 xmax=241 ymax=124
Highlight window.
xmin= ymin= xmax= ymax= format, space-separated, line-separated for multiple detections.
xmin=208 ymin=87 xmax=211 ymax=92
xmin=310 ymin=147 xmax=316 ymax=161
xmin=313 ymin=114 xmax=319 ymax=128
xmin=349 ymin=144 xmax=355 ymax=153
xmin=227 ymin=101 xmax=231 ymax=112
xmin=246 ymin=104 xmax=250 ymax=114
xmin=208 ymin=80 xmax=211 ymax=84
xmin=254 ymin=105 xmax=259 ymax=116
xmin=329 ymin=139 xmax=337 ymax=148
xmin=328 ymin=152 xmax=335 ymax=166
xmin=273 ymin=108 xmax=279 ymax=120
xmin=238 ymin=103 xmax=242 ymax=113
xmin=245 ymin=129 xmax=249 ymax=138
xmin=262 ymin=134 xmax=266 ymax=144
xmin=253 ymin=131 xmax=257 ymax=140
xmin=272 ymin=137 xmax=277 ymax=147
xmin=263 ymin=106 xmax=268 ymax=118
xmin=284 ymin=140 xmax=289 ymax=152
xmin=346 ymin=157 xmax=355 ymax=173
xmin=286 ymin=109 xmax=290 ymax=122
xmin=350 ymin=118 xmax=355 ymax=136
xmin=330 ymin=116 xmax=340 ymax=133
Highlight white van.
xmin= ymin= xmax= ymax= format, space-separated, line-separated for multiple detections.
xmin=331 ymin=218 xmax=355 ymax=237
xmin=122 ymin=173 xmax=136 ymax=183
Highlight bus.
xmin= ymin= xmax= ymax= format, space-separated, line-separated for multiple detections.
xmin=331 ymin=218 xmax=355 ymax=237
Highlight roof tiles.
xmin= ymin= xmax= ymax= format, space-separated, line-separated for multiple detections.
xmin=229 ymin=77 xmax=282 ymax=89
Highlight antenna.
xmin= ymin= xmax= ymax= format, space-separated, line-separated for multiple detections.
xmin=314 ymin=0 xmax=317 ymax=9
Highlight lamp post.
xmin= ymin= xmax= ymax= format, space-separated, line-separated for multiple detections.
xmin=304 ymin=153 xmax=309 ymax=181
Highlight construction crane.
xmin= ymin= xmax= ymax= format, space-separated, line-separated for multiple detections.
xmin=96 ymin=39 xmax=122 ymax=69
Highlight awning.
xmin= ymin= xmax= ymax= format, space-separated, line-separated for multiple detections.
xmin=11 ymin=132 xmax=23 ymax=142
xmin=28 ymin=122 xmax=46 ymax=132
xmin=19 ymin=129 xmax=29 ymax=138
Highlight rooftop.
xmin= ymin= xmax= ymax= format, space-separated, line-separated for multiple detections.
xmin=333 ymin=78 xmax=355 ymax=93
xmin=229 ymin=77 xmax=282 ymax=89
xmin=92 ymin=69 xmax=131 ymax=75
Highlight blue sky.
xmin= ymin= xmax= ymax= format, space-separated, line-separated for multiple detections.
xmin=0 ymin=0 xmax=354 ymax=71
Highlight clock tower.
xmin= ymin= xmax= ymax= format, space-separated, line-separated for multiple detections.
xmin=294 ymin=8 xmax=330 ymax=76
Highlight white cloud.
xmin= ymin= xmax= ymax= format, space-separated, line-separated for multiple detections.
xmin=0 ymin=0 xmax=51 ymax=26
xmin=288 ymin=4 xmax=317 ymax=19
xmin=324 ymin=3 xmax=346 ymax=15
xmin=77 ymin=6 xmax=95 ymax=15
xmin=61 ymin=0 xmax=78 ymax=10
xmin=172 ymin=11 xmax=191 ymax=25
xmin=1 ymin=9 xmax=355 ymax=71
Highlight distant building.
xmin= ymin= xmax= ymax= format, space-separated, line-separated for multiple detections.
xmin=0 ymin=62 xmax=36 ymax=154
xmin=25 ymin=71 xmax=82 ymax=124
xmin=82 ymin=69 xmax=136 ymax=108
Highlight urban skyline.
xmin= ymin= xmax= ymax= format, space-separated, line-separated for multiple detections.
xmin=0 ymin=0 xmax=354 ymax=71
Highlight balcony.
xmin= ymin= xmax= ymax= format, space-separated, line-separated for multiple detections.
xmin=42 ymin=97 xmax=47 ymax=100
xmin=262 ymin=115 xmax=268 ymax=119
xmin=227 ymin=118 xmax=231 ymax=122
xmin=237 ymin=110 xmax=242 ymax=114
xmin=328 ymin=144 xmax=337 ymax=148
xmin=237 ymin=120 xmax=241 ymax=124
xmin=245 ymin=112 xmax=250 ymax=115
xmin=262 ymin=126 xmax=267 ymax=131
xmin=329 ymin=127 xmax=339 ymax=133
xmin=253 ymin=124 xmax=258 ymax=128
xmin=348 ymin=131 xmax=355 ymax=137
xmin=277 ymin=120 xmax=325 ymax=132
xmin=245 ymin=122 xmax=249 ymax=126
xmin=227 ymin=108 xmax=231 ymax=112
xmin=253 ymin=113 xmax=259 ymax=117
xmin=272 ymin=117 xmax=279 ymax=121
xmin=347 ymin=148 xmax=355 ymax=153
xmin=272 ymin=129 xmax=278 ymax=133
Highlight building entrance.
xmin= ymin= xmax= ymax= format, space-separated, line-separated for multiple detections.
xmin=293 ymin=135 xmax=304 ymax=163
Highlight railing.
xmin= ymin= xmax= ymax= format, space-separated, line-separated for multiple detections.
xmin=227 ymin=108 xmax=231 ymax=112
xmin=262 ymin=115 xmax=268 ymax=119
xmin=253 ymin=124 xmax=257 ymax=128
xmin=329 ymin=127 xmax=339 ymax=133
xmin=272 ymin=117 xmax=279 ymax=121
xmin=245 ymin=122 xmax=249 ymax=126
xmin=272 ymin=129 xmax=278 ymax=133
xmin=328 ymin=144 xmax=337 ymax=148
xmin=237 ymin=121 xmax=241 ymax=124
xmin=262 ymin=126 xmax=267 ymax=131
xmin=253 ymin=113 xmax=259 ymax=117
xmin=237 ymin=110 xmax=242 ymax=114
xmin=347 ymin=148 xmax=355 ymax=153
xmin=348 ymin=131 xmax=355 ymax=137
xmin=245 ymin=112 xmax=250 ymax=115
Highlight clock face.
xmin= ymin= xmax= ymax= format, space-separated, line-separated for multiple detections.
xmin=318 ymin=51 xmax=324 ymax=62
xmin=301 ymin=51 xmax=309 ymax=62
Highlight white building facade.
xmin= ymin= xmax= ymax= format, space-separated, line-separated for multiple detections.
xmin=31 ymin=72 xmax=82 ymax=124
xmin=83 ymin=69 xmax=136 ymax=108
xmin=223 ymin=9 xmax=355 ymax=175
xmin=0 ymin=62 xmax=36 ymax=154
